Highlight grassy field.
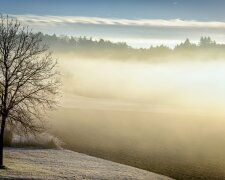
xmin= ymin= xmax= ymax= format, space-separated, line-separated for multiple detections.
xmin=50 ymin=107 xmax=225 ymax=180
xmin=0 ymin=148 xmax=172 ymax=180
xmin=62 ymin=142 xmax=225 ymax=180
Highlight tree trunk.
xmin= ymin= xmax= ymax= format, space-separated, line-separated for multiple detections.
xmin=0 ymin=115 xmax=6 ymax=168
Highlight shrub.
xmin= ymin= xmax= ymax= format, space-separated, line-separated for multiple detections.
xmin=11 ymin=132 xmax=64 ymax=149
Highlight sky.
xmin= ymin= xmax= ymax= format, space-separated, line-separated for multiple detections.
xmin=1 ymin=0 xmax=225 ymax=47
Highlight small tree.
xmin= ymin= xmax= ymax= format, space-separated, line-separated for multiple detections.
xmin=0 ymin=15 xmax=59 ymax=168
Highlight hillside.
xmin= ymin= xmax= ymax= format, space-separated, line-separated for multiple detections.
xmin=0 ymin=148 xmax=173 ymax=180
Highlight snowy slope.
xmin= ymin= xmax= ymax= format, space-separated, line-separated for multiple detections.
xmin=0 ymin=148 xmax=173 ymax=180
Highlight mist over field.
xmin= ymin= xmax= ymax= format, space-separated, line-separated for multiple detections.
xmin=2 ymin=1 xmax=225 ymax=179
xmin=47 ymin=53 xmax=225 ymax=179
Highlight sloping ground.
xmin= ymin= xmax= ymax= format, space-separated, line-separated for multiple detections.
xmin=0 ymin=148 xmax=173 ymax=180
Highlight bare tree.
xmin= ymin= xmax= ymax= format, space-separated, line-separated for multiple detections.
xmin=0 ymin=15 xmax=59 ymax=168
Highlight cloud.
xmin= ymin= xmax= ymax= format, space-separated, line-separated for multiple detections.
xmin=10 ymin=14 xmax=225 ymax=29
xmin=6 ymin=14 xmax=225 ymax=48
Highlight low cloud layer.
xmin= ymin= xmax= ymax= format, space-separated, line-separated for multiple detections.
xmin=9 ymin=14 xmax=225 ymax=48
xmin=10 ymin=14 xmax=225 ymax=29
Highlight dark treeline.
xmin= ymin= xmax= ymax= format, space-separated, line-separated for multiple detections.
xmin=38 ymin=32 xmax=225 ymax=61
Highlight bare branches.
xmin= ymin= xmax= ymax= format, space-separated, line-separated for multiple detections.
xmin=0 ymin=15 xmax=60 ymax=134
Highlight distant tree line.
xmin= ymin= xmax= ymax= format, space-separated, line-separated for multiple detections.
xmin=38 ymin=32 xmax=225 ymax=61
xmin=39 ymin=33 xmax=129 ymax=51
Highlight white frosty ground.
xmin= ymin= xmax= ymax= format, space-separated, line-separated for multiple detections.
xmin=0 ymin=148 xmax=173 ymax=180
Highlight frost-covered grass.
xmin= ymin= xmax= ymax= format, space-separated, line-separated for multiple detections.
xmin=0 ymin=148 xmax=173 ymax=180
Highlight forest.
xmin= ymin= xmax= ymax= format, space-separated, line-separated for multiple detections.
xmin=40 ymin=33 xmax=225 ymax=61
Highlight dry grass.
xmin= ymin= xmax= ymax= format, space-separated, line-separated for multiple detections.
xmin=0 ymin=148 xmax=172 ymax=180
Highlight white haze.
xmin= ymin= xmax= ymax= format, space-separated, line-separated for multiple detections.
xmin=47 ymin=57 xmax=225 ymax=178
xmin=58 ymin=57 xmax=225 ymax=117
